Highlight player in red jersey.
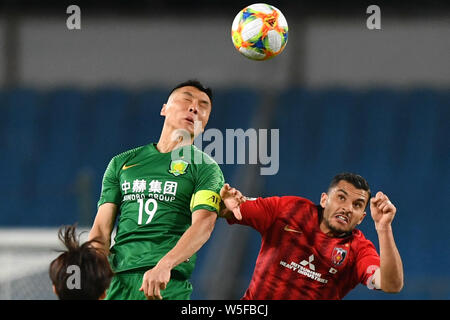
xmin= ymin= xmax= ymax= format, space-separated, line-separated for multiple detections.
xmin=220 ymin=172 xmax=403 ymax=299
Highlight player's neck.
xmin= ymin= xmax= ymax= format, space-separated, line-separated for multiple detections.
xmin=157 ymin=127 xmax=193 ymax=153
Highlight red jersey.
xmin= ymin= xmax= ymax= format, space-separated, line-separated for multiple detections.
xmin=228 ymin=196 xmax=380 ymax=300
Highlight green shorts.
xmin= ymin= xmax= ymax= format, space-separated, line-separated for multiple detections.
xmin=106 ymin=269 xmax=193 ymax=300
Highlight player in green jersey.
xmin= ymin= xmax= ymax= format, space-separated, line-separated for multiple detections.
xmin=88 ymin=80 xmax=224 ymax=300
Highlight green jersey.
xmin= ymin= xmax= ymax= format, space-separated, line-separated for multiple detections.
xmin=98 ymin=143 xmax=224 ymax=278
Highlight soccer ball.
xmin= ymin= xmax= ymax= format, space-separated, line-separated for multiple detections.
xmin=231 ymin=3 xmax=288 ymax=61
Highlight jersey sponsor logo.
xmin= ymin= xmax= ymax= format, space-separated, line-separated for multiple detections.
xmin=300 ymin=254 xmax=315 ymax=271
xmin=121 ymin=179 xmax=178 ymax=203
xmin=169 ymin=160 xmax=189 ymax=176
xmin=122 ymin=163 xmax=140 ymax=170
xmin=331 ymin=247 xmax=348 ymax=266
xmin=280 ymin=254 xmax=328 ymax=284
xmin=283 ymin=225 xmax=302 ymax=234
xmin=121 ymin=179 xmax=177 ymax=196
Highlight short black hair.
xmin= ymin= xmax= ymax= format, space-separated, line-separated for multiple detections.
xmin=328 ymin=172 xmax=371 ymax=209
xmin=169 ymin=79 xmax=213 ymax=104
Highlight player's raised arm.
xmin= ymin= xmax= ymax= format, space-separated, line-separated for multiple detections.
xmin=370 ymin=191 xmax=404 ymax=293
xmin=88 ymin=203 xmax=118 ymax=255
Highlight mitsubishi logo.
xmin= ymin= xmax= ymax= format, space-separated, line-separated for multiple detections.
xmin=300 ymin=254 xmax=315 ymax=271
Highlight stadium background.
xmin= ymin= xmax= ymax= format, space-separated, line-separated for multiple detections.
xmin=0 ymin=0 xmax=448 ymax=300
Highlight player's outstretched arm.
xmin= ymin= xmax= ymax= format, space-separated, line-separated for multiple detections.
xmin=218 ymin=183 xmax=246 ymax=220
xmin=140 ymin=208 xmax=217 ymax=300
xmin=88 ymin=203 xmax=118 ymax=256
xmin=370 ymin=191 xmax=404 ymax=293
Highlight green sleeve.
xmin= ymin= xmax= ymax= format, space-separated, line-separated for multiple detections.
xmin=190 ymin=161 xmax=225 ymax=214
xmin=97 ymin=157 xmax=122 ymax=208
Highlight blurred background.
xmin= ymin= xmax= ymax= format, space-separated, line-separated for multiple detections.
xmin=0 ymin=0 xmax=448 ymax=300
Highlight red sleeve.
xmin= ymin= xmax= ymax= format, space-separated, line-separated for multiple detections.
xmin=227 ymin=197 xmax=280 ymax=234
xmin=355 ymin=240 xmax=381 ymax=289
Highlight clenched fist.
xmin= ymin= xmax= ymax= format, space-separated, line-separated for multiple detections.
xmin=370 ymin=191 xmax=397 ymax=230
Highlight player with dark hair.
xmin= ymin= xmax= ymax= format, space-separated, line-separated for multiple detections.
xmin=220 ymin=172 xmax=404 ymax=299
xmin=88 ymin=79 xmax=224 ymax=300
xmin=169 ymin=79 xmax=213 ymax=103
xmin=49 ymin=224 xmax=114 ymax=300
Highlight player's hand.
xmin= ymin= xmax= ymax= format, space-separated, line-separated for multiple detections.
xmin=370 ymin=191 xmax=396 ymax=230
xmin=139 ymin=264 xmax=170 ymax=300
xmin=219 ymin=183 xmax=246 ymax=220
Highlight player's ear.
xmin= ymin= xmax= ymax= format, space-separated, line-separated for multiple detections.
xmin=320 ymin=192 xmax=328 ymax=208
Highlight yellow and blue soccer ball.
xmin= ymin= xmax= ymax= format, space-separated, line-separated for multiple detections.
xmin=231 ymin=3 xmax=288 ymax=61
